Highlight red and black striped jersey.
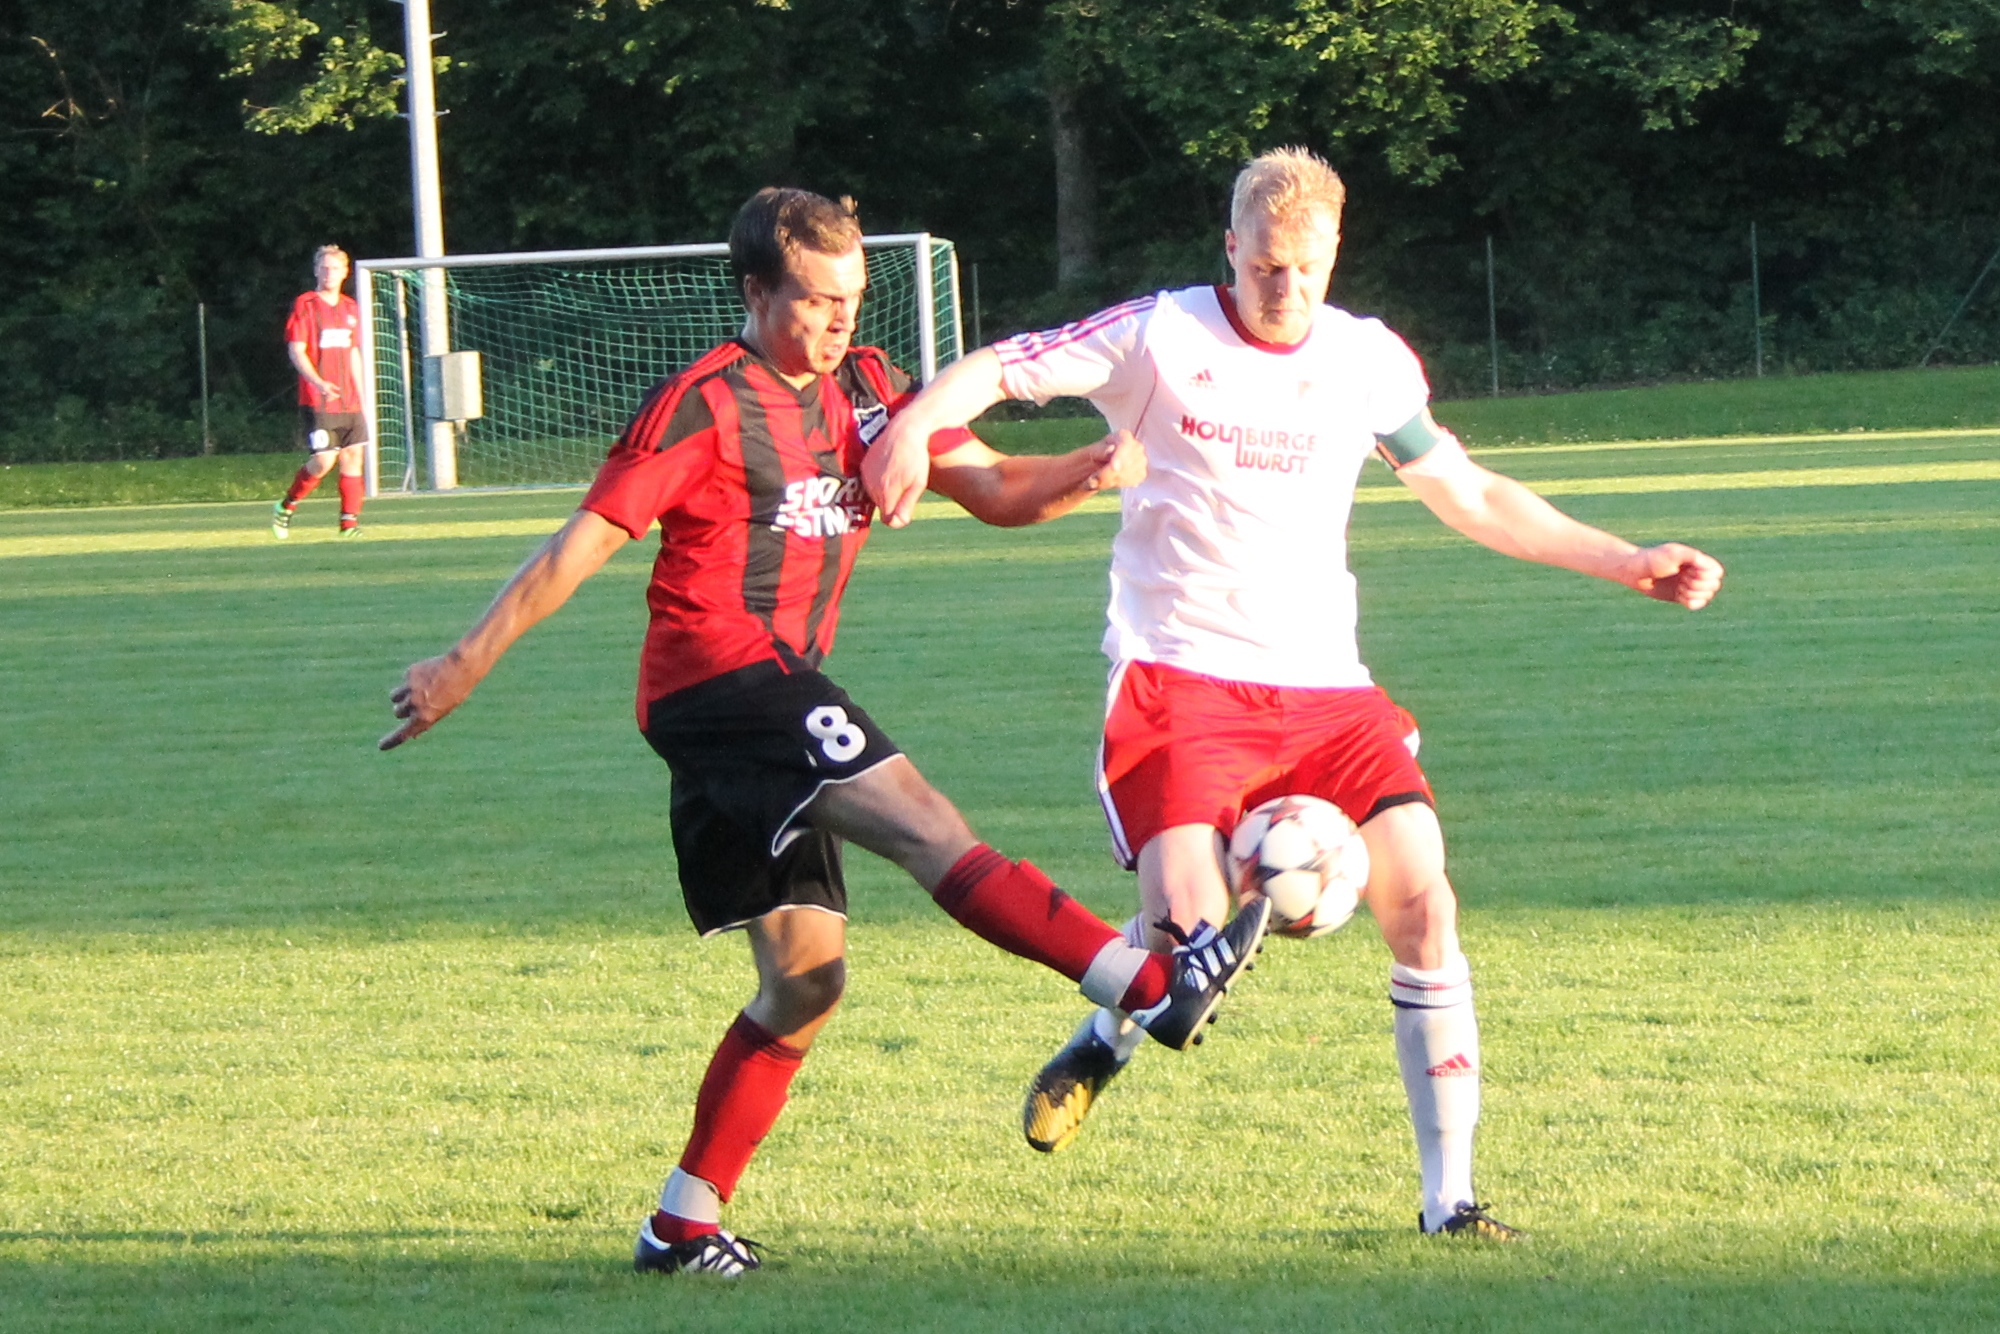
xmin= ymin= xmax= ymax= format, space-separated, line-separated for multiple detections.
xmin=582 ymin=340 xmax=971 ymax=714
xmin=285 ymin=291 xmax=362 ymax=408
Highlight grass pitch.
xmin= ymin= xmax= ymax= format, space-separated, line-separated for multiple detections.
xmin=1 ymin=427 xmax=1996 ymax=1331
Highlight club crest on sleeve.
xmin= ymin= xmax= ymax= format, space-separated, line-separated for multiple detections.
xmin=855 ymin=402 xmax=889 ymax=446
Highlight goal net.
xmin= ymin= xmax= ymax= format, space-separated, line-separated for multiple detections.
xmin=356 ymin=235 xmax=964 ymax=493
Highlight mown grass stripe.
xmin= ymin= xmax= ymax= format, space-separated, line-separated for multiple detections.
xmin=1469 ymin=426 xmax=2000 ymax=456
xmin=1352 ymin=458 xmax=2000 ymax=504
xmin=4 ymin=458 xmax=1996 ymax=558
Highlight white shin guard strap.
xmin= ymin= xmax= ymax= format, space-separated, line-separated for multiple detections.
xmin=1079 ymin=938 xmax=1147 ymax=1009
xmin=658 ymin=1167 xmax=722 ymax=1226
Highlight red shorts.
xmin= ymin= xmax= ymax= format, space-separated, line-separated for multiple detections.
xmin=1096 ymin=659 xmax=1433 ymax=868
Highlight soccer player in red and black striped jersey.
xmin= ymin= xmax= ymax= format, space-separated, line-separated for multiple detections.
xmin=379 ymin=188 xmax=1273 ymax=1277
xmin=273 ymin=245 xmax=369 ymax=538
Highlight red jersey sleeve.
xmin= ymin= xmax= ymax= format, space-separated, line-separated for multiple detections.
xmin=284 ymin=295 xmax=312 ymax=347
xmin=581 ymin=380 xmax=717 ymax=539
xmin=862 ymin=352 xmax=974 ymax=455
xmin=926 ymin=425 xmax=976 ymax=455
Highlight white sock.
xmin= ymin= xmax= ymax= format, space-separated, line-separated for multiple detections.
xmin=1087 ymin=917 xmax=1149 ymax=1060
xmin=1119 ymin=912 xmax=1147 ymax=950
xmin=657 ymin=1166 xmax=721 ymax=1225
xmin=1090 ymin=1005 xmax=1147 ymax=1061
xmin=1390 ymin=954 xmax=1480 ymax=1232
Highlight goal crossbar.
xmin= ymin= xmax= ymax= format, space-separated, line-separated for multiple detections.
xmin=357 ymin=234 xmax=962 ymax=495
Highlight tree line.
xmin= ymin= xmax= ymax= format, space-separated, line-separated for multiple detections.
xmin=6 ymin=0 xmax=1997 ymax=461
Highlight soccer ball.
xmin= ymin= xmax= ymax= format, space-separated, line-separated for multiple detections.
xmin=1226 ymin=794 xmax=1369 ymax=938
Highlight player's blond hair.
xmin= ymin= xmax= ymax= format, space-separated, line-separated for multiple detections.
xmin=1230 ymin=148 xmax=1345 ymax=235
xmin=313 ymin=244 xmax=348 ymax=266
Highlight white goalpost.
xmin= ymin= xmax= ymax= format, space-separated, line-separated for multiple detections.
xmin=355 ymin=236 xmax=965 ymax=495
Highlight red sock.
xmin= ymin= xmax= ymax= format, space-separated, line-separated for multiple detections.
xmin=674 ymin=1012 xmax=805 ymax=1212
xmin=337 ymin=473 xmax=364 ymax=527
xmin=649 ymin=1209 xmax=717 ymax=1245
xmin=931 ymin=846 xmax=1169 ymax=1010
xmin=283 ymin=466 xmax=323 ymax=506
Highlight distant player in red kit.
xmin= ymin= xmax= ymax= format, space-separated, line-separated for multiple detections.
xmin=380 ymin=188 xmax=1272 ymax=1276
xmin=273 ymin=245 xmax=368 ymax=538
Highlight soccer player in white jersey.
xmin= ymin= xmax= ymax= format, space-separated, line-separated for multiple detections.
xmin=866 ymin=147 xmax=1724 ymax=1240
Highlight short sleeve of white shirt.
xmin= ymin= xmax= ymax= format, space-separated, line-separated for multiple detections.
xmin=1359 ymin=322 xmax=1432 ymax=438
xmin=991 ymin=295 xmax=1157 ymax=412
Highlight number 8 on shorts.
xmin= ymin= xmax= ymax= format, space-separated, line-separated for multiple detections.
xmin=806 ymin=706 xmax=867 ymax=763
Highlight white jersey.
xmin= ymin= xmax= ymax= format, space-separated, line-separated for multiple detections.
xmin=994 ymin=284 xmax=1440 ymax=689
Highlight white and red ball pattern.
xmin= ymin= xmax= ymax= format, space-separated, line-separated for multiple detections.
xmin=1226 ymin=794 xmax=1369 ymax=938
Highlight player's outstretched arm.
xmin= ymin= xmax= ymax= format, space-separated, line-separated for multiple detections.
xmin=1399 ymin=449 xmax=1724 ymax=610
xmin=928 ymin=429 xmax=1146 ymax=527
xmin=380 ymin=508 xmax=630 ymax=750
xmin=864 ymin=348 xmax=1009 ymax=528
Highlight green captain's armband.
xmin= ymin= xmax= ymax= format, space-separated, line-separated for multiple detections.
xmin=1374 ymin=408 xmax=1452 ymax=468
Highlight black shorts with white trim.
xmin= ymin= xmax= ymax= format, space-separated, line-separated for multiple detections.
xmin=299 ymin=407 xmax=368 ymax=453
xmin=642 ymin=659 xmax=902 ymax=935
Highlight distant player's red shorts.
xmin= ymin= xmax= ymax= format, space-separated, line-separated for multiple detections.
xmin=1096 ymin=659 xmax=1433 ymax=869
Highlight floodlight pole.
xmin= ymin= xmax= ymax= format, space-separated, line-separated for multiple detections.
xmin=402 ymin=0 xmax=457 ymax=489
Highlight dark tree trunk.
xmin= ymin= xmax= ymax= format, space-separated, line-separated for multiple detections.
xmin=1048 ymin=79 xmax=1098 ymax=291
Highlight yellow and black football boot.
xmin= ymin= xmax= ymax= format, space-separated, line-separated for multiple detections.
xmin=1023 ymin=1013 xmax=1130 ymax=1153
xmin=1425 ymin=1201 xmax=1524 ymax=1241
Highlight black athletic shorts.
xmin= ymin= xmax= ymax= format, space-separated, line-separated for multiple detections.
xmin=641 ymin=659 xmax=902 ymax=936
xmin=299 ymin=407 xmax=369 ymax=453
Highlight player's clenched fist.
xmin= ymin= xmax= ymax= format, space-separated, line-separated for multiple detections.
xmin=380 ymin=653 xmax=481 ymax=750
xmin=1619 ymin=543 xmax=1724 ymax=610
xmin=1085 ymin=430 xmax=1147 ymax=492
xmin=863 ymin=415 xmax=932 ymax=527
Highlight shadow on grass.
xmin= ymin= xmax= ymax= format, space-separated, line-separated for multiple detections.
xmin=1 ymin=1241 xmax=1995 ymax=1334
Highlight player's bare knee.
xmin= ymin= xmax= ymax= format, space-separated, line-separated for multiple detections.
xmin=1140 ymin=825 xmax=1233 ymax=930
xmin=762 ymin=957 xmax=846 ymax=1026
xmin=1372 ymin=876 xmax=1459 ymax=968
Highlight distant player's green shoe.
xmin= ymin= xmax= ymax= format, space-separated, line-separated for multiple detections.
xmin=271 ymin=502 xmax=294 ymax=539
xmin=337 ymin=522 xmax=361 ymax=538
xmin=1424 ymin=1201 xmax=1523 ymax=1241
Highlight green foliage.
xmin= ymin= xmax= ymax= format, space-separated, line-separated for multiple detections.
xmin=2 ymin=0 xmax=1999 ymax=460
xmin=0 ymin=452 xmax=299 ymax=508
xmin=1061 ymin=0 xmax=1553 ymax=179
xmin=204 ymin=0 xmax=408 ymax=132
xmin=0 ymin=0 xmax=410 ymax=464
xmin=1556 ymin=8 xmax=1757 ymax=131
